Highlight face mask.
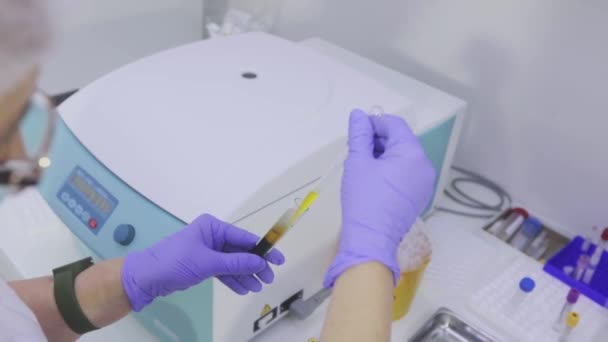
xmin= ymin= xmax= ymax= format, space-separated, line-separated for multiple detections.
xmin=0 ymin=91 xmax=57 ymax=203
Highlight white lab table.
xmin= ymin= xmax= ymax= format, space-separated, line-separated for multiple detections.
xmin=0 ymin=188 xmax=603 ymax=341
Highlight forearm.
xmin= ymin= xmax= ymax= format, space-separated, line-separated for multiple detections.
xmin=9 ymin=258 xmax=131 ymax=342
xmin=320 ymin=261 xmax=393 ymax=342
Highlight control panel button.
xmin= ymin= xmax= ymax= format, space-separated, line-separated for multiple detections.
xmin=60 ymin=192 xmax=70 ymax=202
xmin=81 ymin=211 xmax=90 ymax=222
xmin=74 ymin=205 xmax=83 ymax=215
xmin=88 ymin=218 xmax=98 ymax=229
xmin=68 ymin=199 xmax=76 ymax=208
xmin=113 ymin=224 xmax=136 ymax=246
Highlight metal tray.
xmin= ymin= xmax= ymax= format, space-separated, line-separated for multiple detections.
xmin=408 ymin=308 xmax=497 ymax=342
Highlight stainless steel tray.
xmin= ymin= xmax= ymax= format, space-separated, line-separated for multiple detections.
xmin=408 ymin=308 xmax=497 ymax=342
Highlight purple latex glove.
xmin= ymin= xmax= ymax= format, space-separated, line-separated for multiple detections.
xmin=122 ymin=214 xmax=285 ymax=311
xmin=324 ymin=109 xmax=436 ymax=287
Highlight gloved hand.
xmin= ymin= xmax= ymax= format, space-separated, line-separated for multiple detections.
xmin=122 ymin=214 xmax=285 ymax=311
xmin=324 ymin=109 xmax=436 ymax=287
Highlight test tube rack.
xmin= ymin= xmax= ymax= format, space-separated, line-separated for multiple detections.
xmin=469 ymin=257 xmax=607 ymax=342
xmin=544 ymin=236 xmax=608 ymax=307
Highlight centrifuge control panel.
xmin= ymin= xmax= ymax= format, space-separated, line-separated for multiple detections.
xmin=57 ymin=166 xmax=118 ymax=234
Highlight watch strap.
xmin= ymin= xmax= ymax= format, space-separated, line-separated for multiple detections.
xmin=52 ymin=257 xmax=98 ymax=334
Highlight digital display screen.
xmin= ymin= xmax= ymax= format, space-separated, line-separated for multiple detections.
xmin=71 ymin=174 xmax=112 ymax=215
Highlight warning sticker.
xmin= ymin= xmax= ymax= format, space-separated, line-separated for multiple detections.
xmin=260 ymin=304 xmax=272 ymax=317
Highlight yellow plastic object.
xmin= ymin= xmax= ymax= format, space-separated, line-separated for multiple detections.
xmin=290 ymin=191 xmax=319 ymax=224
xmin=566 ymin=311 xmax=580 ymax=328
xmin=392 ymin=258 xmax=430 ymax=321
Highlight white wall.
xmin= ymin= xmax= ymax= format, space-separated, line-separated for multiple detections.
xmin=234 ymin=0 xmax=608 ymax=234
xmin=40 ymin=0 xmax=204 ymax=94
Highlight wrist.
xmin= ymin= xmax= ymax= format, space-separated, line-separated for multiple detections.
xmin=76 ymin=259 xmax=131 ymax=326
xmin=334 ymin=261 xmax=393 ymax=288
xmin=324 ymin=230 xmax=400 ymax=288
xmin=121 ymin=251 xmax=155 ymax=312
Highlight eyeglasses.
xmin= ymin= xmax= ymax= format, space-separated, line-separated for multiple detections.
xmin=0 ymin=90 xmax=57 ymax=188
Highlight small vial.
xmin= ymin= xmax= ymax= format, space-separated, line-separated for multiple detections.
xmin=510 ymin=218 xmax=542 ymax=251
xmin=553 ymin=289 xmax=580 ymax=332
xmin=508 ymin=277 xmax=535 ymax=314
xmin=495 ymin=208 xmax=529 ymax=241
xmin=574 ymin=255 xmax=590 ymax=281
xmin=558 ymin=312 xmax=580 ymax=342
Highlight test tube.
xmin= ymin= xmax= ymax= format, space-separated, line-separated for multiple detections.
xmin=508 ymin=276 xmax=535 ymax=314
xmin=574 ymin=254 xmax=590 ymax=281
xmin=249 ymin=149 xmax=346 ymax=257
xmin=525 ymin=231 xmax=549 ymax=259
xmin=510 ymin=218 xmax=542 ymax=251
xmin=249 ymin=208 xmax=296 ymax=257
xmin=558 ymin=312 xmax=580 ymax=342
xmin=487 ymin=219 xmax=506 ymax=235
xmin=582 ymin=241 xmax=605 ymax=284
xmin=495 ymin=208 xmax=529 ymax=241
xmin=553 ymin=289 xmax=580 ymax=332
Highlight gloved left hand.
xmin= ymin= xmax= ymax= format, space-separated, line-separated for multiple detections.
xmin=121 ymin=214 xmax=285 ymax=311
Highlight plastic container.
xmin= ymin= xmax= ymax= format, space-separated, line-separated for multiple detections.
xmin=544 ymin=236 xmax=608 ymax=307
xmin=392 ymin=219 xmax=431 ymax=321
xmin=494 ymin=208 xmax=529 ymax=241
xmin=392 ymin=258 xmax=430 ymax=321
xmin=510 ymin=218 xmax=542 ymax=251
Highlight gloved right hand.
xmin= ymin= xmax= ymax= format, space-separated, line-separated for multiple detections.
xmin=324 ymin=109 xmax=436 ymax=287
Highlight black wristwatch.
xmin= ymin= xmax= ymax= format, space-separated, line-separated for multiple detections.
xmin=52 ymin=257 xmax=99 ymax=334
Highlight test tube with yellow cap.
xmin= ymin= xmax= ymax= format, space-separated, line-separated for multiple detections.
xmin=558 ymin=311 xmax=580 ymax=342
xmin=249 ymin=151 xmax=346 ymax=257
xmin=249 ymin=106 xmax=383 ymax=257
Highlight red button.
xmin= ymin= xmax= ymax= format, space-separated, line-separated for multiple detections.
xmin=88 ymin=218 xmax=98 ymax=229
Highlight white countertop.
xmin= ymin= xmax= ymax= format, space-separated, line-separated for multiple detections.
xmin=1 ymin=188 xmax=605 ymax=341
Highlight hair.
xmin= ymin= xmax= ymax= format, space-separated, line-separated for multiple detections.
xmin=0 ymin=0 xmax=51 ymax=98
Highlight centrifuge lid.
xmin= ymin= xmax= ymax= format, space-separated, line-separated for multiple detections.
xmin=59 ymin=33 xmax=408 ymax=223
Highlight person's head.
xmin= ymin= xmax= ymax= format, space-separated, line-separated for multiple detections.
xmin=0 ymin=0 xmax=55 ymax=196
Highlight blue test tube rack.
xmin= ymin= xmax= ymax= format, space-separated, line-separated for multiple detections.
xmin=543 ymin=236 xmax=607 ymax=307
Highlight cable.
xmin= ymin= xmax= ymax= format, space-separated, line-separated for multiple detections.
xmin=435 ymin=166 xmax=511 ymax=219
